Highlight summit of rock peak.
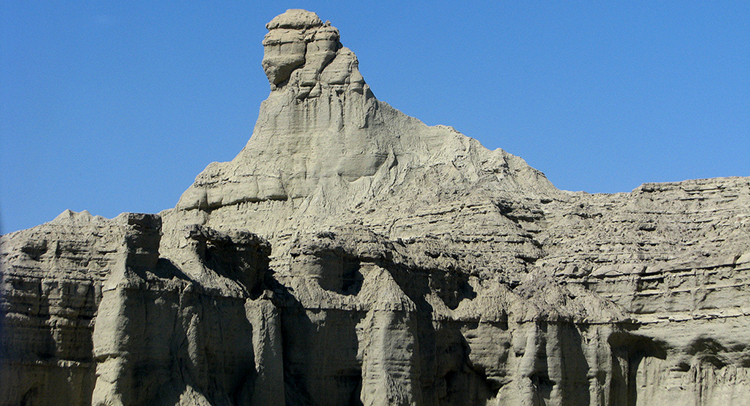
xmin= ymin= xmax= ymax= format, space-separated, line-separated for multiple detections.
xmin=3 ymin=9 xmax=750 ymax=406
xmin=176 ymin=10 xmax=556 ymax=221
xmin=261 ymin=9 xmax=360 ymax=96
xmin=265 ymin=9 xmax=323 ymax=30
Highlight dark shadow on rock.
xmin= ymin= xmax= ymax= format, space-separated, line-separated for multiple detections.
xmin=267 ymin=272 xmax=364 ymax=406
xmin=306 ymin=249 xmax=364 ymax=296
xmin=687 ymin=337 xmax=729 ymax=369
xmin=185 ymin=225 xmax=271 ymax=298
xmin=432 ymin=321 xmax=498 ymax=406
xmin=608 ymin=328 xmax=667 ymax=406
xmin=429 ymin=269 xmax=477 ymax=310
xmin=341 ymin=258 xmax=364 ymax=296
xmin=152 ymin=258 xmax=191 ymax=281
xmin=557 ymin=323 xmax=591 ymax=406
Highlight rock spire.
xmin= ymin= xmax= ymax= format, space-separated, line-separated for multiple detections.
xmin=261 ymin=9 xmax=366 ymax=99
xmin=1 ymin=9 xmax=749 ymax=406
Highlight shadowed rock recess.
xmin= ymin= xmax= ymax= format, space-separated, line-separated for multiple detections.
xmin=2 ymin=9 xmax=749 ymax=406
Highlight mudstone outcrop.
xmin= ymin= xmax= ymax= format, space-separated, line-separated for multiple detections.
xmin=2 ymin=9 xmax=749 ymax=406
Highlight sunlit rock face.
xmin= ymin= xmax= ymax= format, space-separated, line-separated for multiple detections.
xmin=262 ymin=10 xmax=340 ymax=90
xmin=2 ymin=9 xmax=750 ymax=406
xmin=177 ymin=9 xmax=383 ymax=212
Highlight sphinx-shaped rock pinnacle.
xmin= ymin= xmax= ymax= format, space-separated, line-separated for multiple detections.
xmin=261 ymin=9 xmax=366 ymax=98
xmin=176 ymin=10 xmax=552 ymax=214
xmin=3 ymin=9 xmax=750 ymax=406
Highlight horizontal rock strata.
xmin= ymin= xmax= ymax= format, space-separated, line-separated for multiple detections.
xmin=2 ymin=9 xmax=749 ymax=406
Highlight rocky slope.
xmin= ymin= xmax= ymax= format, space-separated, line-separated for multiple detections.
xmin=2 ymin=9 xmax=749 ymax=406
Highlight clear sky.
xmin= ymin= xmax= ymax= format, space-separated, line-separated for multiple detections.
xmin=2 ymin=2 xmax=748 ymax=234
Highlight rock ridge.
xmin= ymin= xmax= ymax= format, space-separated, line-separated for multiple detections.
xmin=2 ymin=9 xmax=749 ymax=406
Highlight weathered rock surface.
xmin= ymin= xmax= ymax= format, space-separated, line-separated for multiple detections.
xmin=2 ymin=9 xmax=749 ymax=406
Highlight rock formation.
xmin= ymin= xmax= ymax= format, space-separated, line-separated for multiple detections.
xmin=2 ymin=9 xmax=749 ymax=406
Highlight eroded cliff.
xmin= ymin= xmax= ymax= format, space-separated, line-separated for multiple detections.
xmin=2 ymin=9 xmax=749 ymax=406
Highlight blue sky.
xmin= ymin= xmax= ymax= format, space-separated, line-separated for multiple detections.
xmin=2 ymin=2 xmax=748 ymax=234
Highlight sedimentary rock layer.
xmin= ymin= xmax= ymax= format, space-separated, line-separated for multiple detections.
xmin=2 ymin=9 xmax=749 ymax=406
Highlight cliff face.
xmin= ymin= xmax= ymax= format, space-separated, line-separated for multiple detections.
xmin=2 ymin=9 xmax=749 ymax=406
